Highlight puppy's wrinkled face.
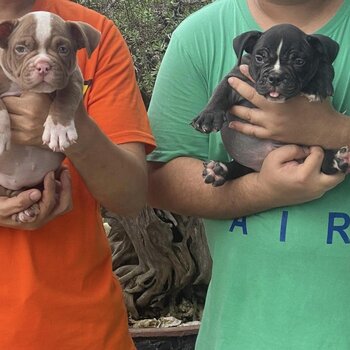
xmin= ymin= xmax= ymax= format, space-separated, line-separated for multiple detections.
xmin=0 ymin=12 xmax=79 ymax=93
xmin=250 ymin=26 xmax=319 ymax=102
xmin=0 ymin=11 xmax=100 ymax=94
xmin=233 ymin=24 xmax=338 ymax=103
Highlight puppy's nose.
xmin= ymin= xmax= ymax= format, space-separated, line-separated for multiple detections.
xmin=267 ymin=73 xmax=282 ymax=86
xmin=35 ymin=60 xmax=51 ymax=75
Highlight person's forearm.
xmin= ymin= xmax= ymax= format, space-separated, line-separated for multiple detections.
xmin=148 ymin=158 xmax=275 ymax=219
xmin=148 ymin=147 xmax=344 ymax=220
xmin=323 ymin=112 xmax=350 ymax=150
xmin=65 ymin=106 xmax=147 ymax=216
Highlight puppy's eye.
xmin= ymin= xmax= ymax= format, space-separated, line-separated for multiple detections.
xmin=255 ymin=55 xmax=264 ymax=64
xmin=295 ymin=58 xmax=305 ymax=66
xmin=14 ymin=45 xmax=28 ymax=54
xmin=58 ymin=45 xmax=70 ymax=55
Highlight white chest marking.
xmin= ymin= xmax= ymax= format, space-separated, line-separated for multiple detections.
xmin=273 ymin=40 xmax=283 ymax=73
xmin=34 ymin=12 xmax=52 ymax=54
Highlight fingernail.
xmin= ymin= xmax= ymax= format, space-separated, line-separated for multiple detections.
xmin=29 ymin=191 xmax=41 ymax=201
xmin=228 ymin=77 xmax=236 ymax=86
xmin=240 ymin=64 xmax=249 ymax=73
xmin=229 ymin=122 xmax=235 ymax=128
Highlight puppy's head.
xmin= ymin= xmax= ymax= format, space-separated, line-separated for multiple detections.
xmin=0 ymin=11 xmax=100 ymax=93
xmin=233 ymin=24 xmax=339 ymax=102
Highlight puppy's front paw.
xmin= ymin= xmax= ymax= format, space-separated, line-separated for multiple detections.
xmin=301 ymin=93 xmax=321 ymax=102
xmin=191 ymin=110 xmax=226 ymax=133
xmin=0 ymin=110 xmax=11 ymax=154
xmin=42 ymin=116 xmax=78 ymax=152
xmin=202 ymin=160 xmax=228 ymax=187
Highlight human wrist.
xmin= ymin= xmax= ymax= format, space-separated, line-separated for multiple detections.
xmin=252 ymin=172 xmax=281 ymax=209
xmin=331 ymin=113 xmax=350 ymax=148
xmin=231 ymin=172 xmax=279 ymax=218
xmin=330 ymin=112 xmax=350 ymax=150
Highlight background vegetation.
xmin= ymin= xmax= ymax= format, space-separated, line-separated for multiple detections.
xmin=76 ymin=0 xmax=211 ymax=106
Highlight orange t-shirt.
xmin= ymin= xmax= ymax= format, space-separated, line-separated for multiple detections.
xmin=0 ymin=0 xmax=155 ymax=349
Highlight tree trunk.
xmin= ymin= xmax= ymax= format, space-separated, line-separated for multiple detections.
xmin=103 ymin=205 xmax=212 ymax=321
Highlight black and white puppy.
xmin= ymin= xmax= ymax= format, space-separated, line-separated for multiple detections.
xmin=191 ymin=24 xmax=348 ymax=187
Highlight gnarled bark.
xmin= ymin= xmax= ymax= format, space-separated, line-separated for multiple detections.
xmin=103 ymin=205 xmax=211 ymax=321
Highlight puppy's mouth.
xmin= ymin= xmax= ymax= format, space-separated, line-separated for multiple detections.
xmin=264 ymin=91 xmax=286 ymax=103
xmin=256 ymin=81 xmax=289 ymax=103
xmin=256 ymin=71 xmax=298 ymax=103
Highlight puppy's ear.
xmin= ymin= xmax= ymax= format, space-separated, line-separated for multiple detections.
xmin=306 ymin=34 xmax=339 ymax=64
xmin=67 ymin=21 xmax=101 ymax=57
xmin=0 ymin=20 xmax=18 ymax=49
xmin=233 ymin=31 xmax=262 ymax=65
xmin=303 ymin=35 xmax=339 ymax=99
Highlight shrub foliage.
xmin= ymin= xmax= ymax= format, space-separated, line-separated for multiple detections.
xmin=76 ymin=0 xmax=210 ymax=106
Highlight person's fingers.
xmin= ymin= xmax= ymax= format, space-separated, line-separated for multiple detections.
xmin=319 ymin=171 xmax=345 ymax=189
xmin=3 ymin=95 xmax=34 ymax=115
xmin=37 ymin=171 xmax=57 ymax=218
xmin=229 ymin=103 xmax=268 ymax=137
xmin=51 ymin=169 xmax=73 ymax=216
xmin=54 ymin=164 xmax=69 ymax=179
xmin=3 ymin=93 xmax=52 ymax=114
xmin=229 ymin=119 xmax=269 ymax=138
xmin=8 ymin=169 xmax=72 ymax=228
xmin=267 ymin=145 xmax=310 ymax=164
xmin=230 ymin=105 xmax=259 ymax=123
xmin=298 ymin=146 xmax=328 ymax=177
xmin=0 ymin=189 xmax=42 ymax=217
xmin=228 ymin=77 xmax=268 ymax=107
xmin=303 ymin=146 xmax=346 ymax=187
xmin=239 ymin=64 xmax=254 ymax=82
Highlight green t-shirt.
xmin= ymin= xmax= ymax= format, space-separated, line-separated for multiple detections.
xmin=148 ymin=0 xmax=350 ymax=349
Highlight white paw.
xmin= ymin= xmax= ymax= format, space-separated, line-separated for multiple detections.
xmin=0 ymin=109 xmax=11 ymax=154
xmin=42 ymin=115 xmax=78 ymax=152
xmin=301 ymin=93 xmax=321 ymax=102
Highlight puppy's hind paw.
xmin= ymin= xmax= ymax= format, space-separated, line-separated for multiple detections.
xmin=13 ymin=203 xmax=40 ymax=223
xmin=202 ymin=160 xmax=228 ymax=187
xmin=333 ymin=146 xmax=350 ymax=173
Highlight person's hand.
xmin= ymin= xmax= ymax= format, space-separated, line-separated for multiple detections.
xmin=255 ymin=145 xmax=344 ymax=208
xmin=227 ymin=65 xmax=346 ymax=148
xmin=3 ymin=92 xmax=52 ymax=147
xmin=0 ymin=167 xmax=72 ymax=230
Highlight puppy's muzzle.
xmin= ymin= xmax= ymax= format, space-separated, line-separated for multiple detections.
xmin=256 ymin=69 xmax=298 ymax=100
xmin=266 ymin=72 xmax=291 ymax=87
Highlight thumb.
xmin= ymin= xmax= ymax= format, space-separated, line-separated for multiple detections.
xmin=268 ymin=145 xmax=310 ymax=164
xmin=0 ymin=189 xmax=42 ymax=217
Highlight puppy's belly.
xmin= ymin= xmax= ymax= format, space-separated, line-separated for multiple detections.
xmin=221 ymin=122 xmax=281 ymax=171
xmin=0 ymin=145 xmax=64 ymax=190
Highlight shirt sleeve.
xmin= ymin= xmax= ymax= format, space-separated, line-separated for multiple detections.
xmin=147 ymin=30 xmax=210 ymax=162
xmin=82 ymin=18 xmax=156 ymax=154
